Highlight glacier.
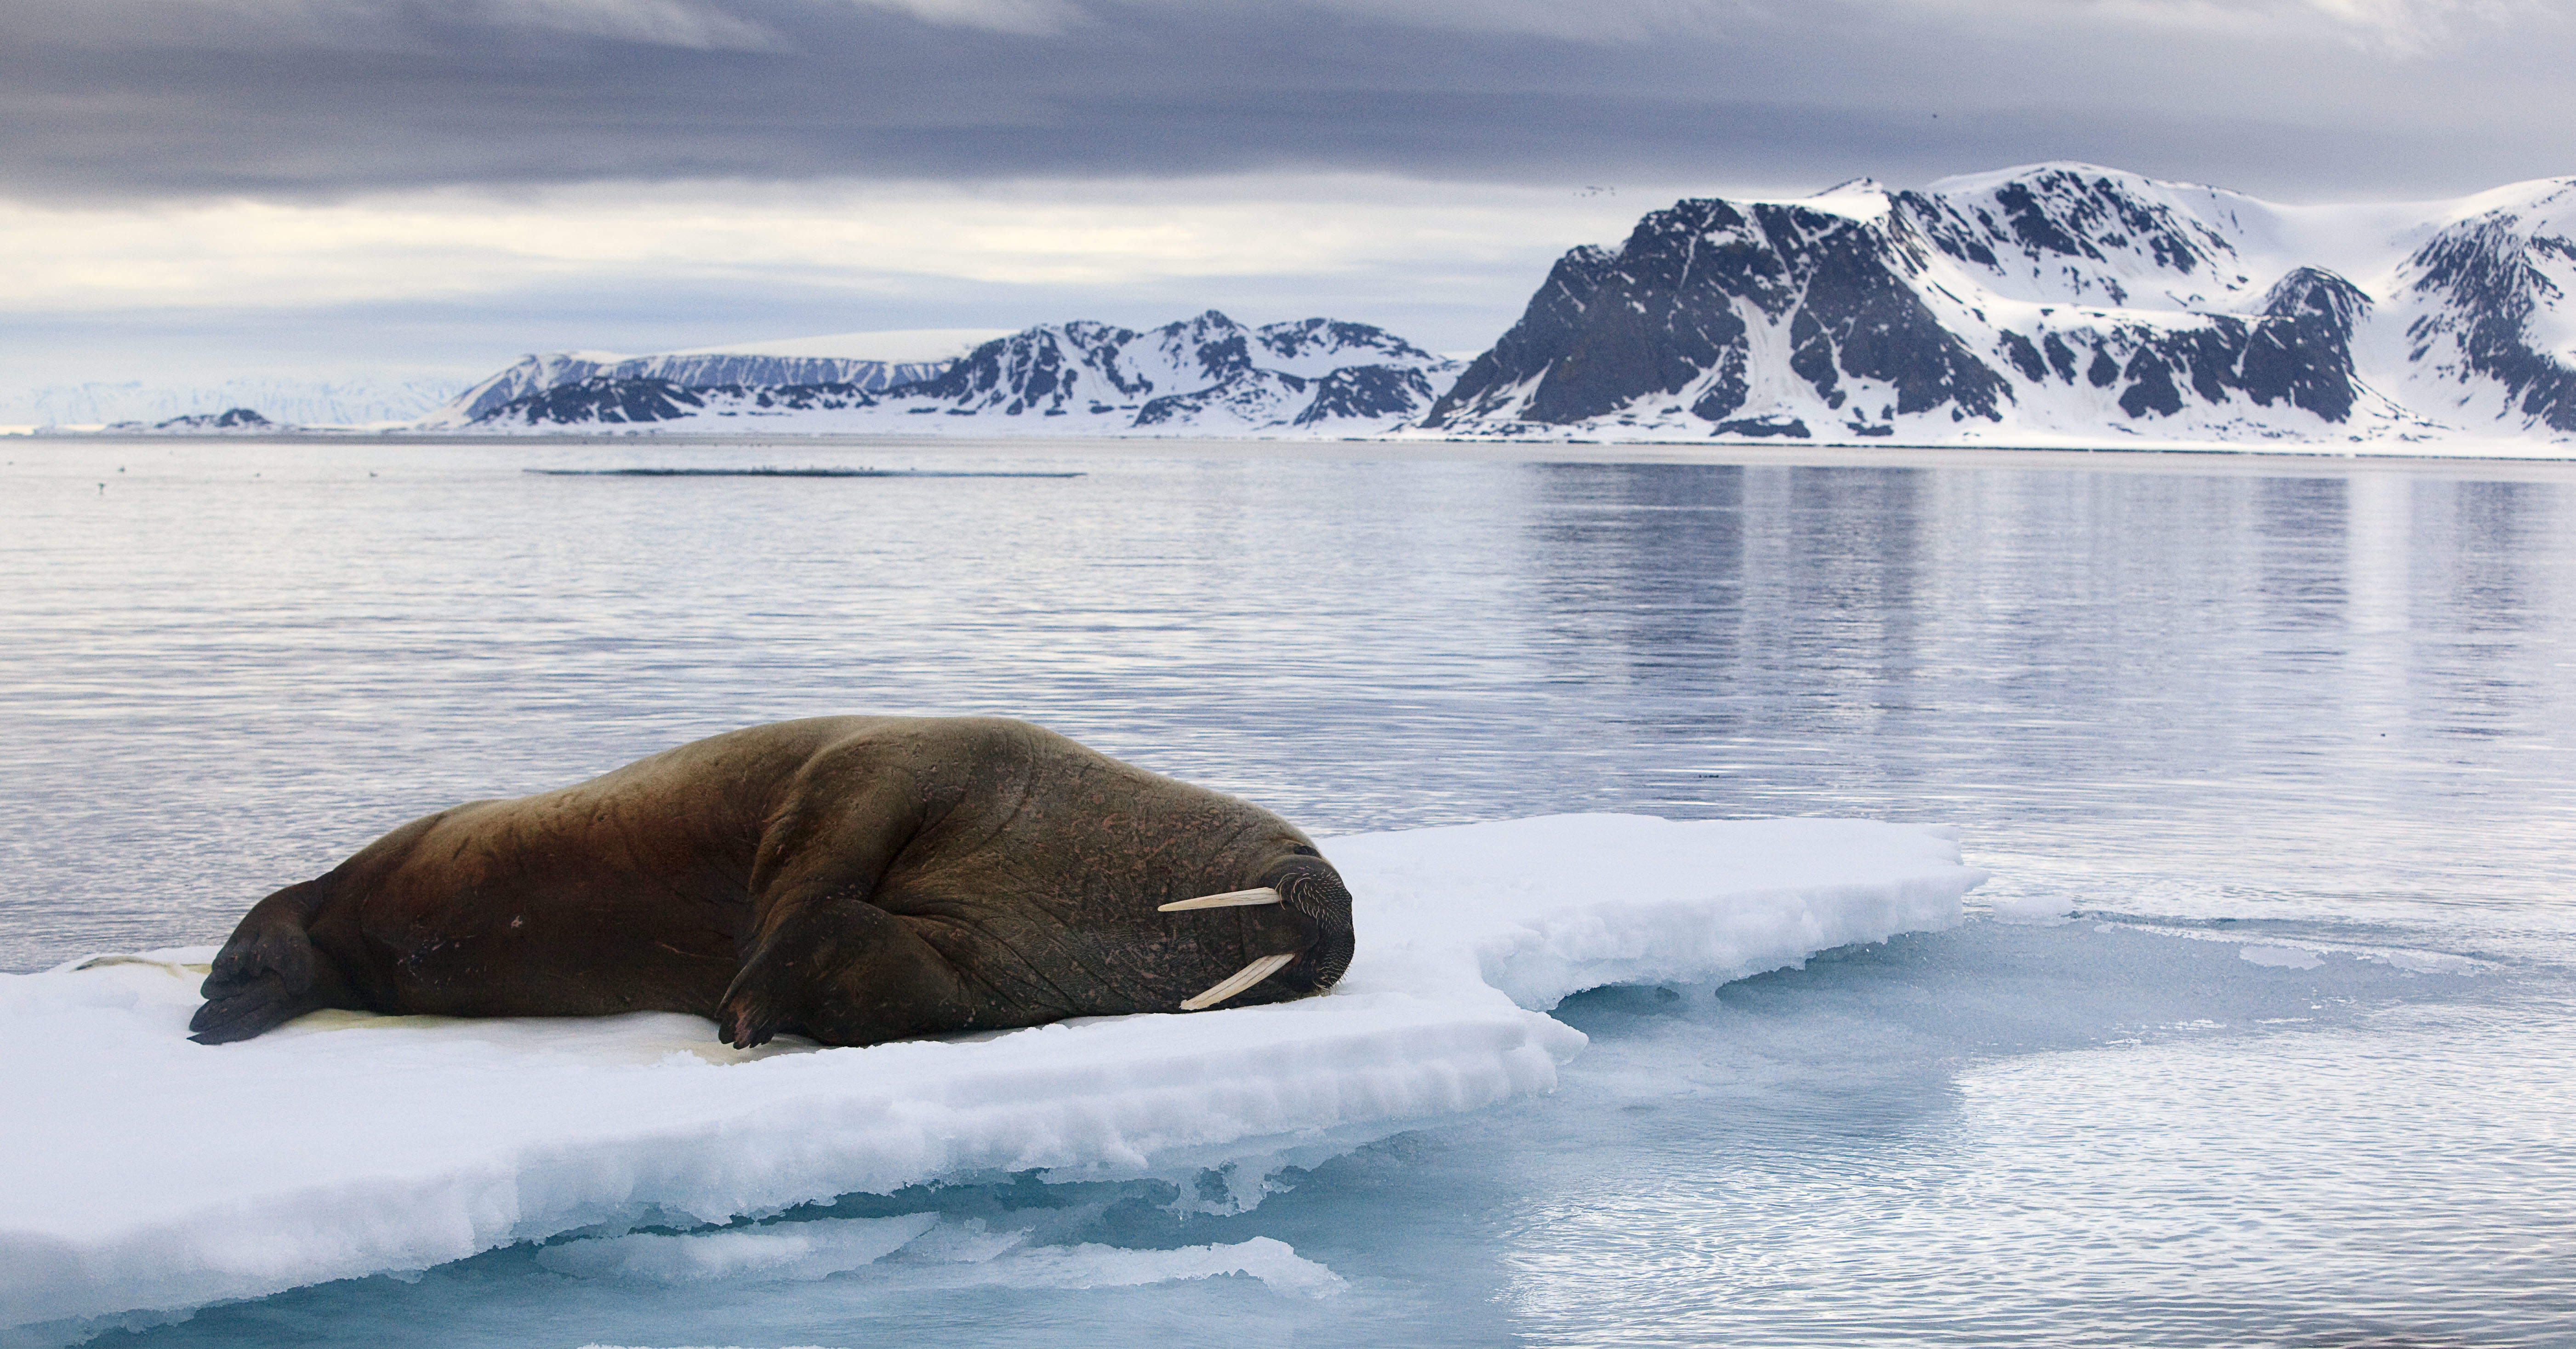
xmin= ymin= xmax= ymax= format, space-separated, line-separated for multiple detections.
xmin=0 ymin=376 xmax=463 ymax=431
xmin=0 ymin=814 xmax=1981 ymax=1346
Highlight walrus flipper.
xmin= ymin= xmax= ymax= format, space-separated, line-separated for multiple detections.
xmin=720 ymin=889 xmax=983 ymax=1050
xmin=190 ymin=880 xmax=338 ymax=1045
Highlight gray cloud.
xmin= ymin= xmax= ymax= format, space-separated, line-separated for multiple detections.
xmin=1 ymin=0 xmax=2568 ymax=204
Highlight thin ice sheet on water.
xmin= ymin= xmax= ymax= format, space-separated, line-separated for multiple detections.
xmin=0 ymin=814 xmax=1983 ymax=1341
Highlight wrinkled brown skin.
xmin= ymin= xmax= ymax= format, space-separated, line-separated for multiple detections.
xmin=188 ymin=717 xmax=1356 ymax=1048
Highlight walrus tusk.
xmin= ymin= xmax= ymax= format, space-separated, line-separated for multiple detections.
xmin=1158 ymin=887 xmax=1281 ymax=912
xmin=1180 ymin=953 xmax=1297 ymax=1012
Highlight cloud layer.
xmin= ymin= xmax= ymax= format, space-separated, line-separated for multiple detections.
xmin=0 ymin=175 xmax=1664 ymax=383
xmin=3 ymin=0 xmax=2567 ymax=202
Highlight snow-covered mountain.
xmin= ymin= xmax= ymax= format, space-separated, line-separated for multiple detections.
xmin=35 ymin=165 xmax=2570 ymax=449
xmin=422 ymin=328 xmax=1009 ymax=426
xmin=459 ymin=313 xmax=1458 ymax=434
xmin=1419 ymin=164 xmax=2576 ymax=446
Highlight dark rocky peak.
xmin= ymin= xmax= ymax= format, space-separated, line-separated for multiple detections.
xmin=1431 ymin=196 xmax=1781 ymax=426
xmin=2261 ymin=268 xmax=2372 ymax=337
xmin=474 ymin=377 xmax=711 ymax=426
xmin=2406 ymin=210 xmax=2555 ymax=315
xmin=1127 ymin=359 xmax=1444 ymax=431
xmin=162 ymin=407 xmax=271 ymax=429
xmin=2403 ymin=195 xmax=2576 ymax=432
xmin=121 ymin=406 xmax=281 ymax=432
xmin=1421 ymin=243 xmax=1636 ymax=428
xmin=1146 ymin=309 xmax=1255 ymax=383
xmin=1425 ymin=189 xmax=2008 ymax=430
xmin=1552 ymin=194 xmax=1856 ymax=324
xmin=1293 ymin=366 xmax=1439 ymax=424
xmin=1899 ymin=164 xmax=2242 ymax=302
xmin=1617 ymin=197 xmax=1799 ymax=315
xmin=1254 ymin=318 xmax=1438 ymax=367
xmin=906 ymin=322 xmax=1152 ymax=411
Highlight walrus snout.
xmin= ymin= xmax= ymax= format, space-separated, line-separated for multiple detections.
xmin=1271 ymin=857 xmax=1356 ymax=992
xmin=1159 ymin=857 xmax=1356 ymax=1011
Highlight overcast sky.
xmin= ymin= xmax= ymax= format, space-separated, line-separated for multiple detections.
xmin=4 ymin=0 xmax=2570 ymax=394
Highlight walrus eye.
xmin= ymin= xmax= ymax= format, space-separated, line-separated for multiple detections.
xmin=1157 ymin=887 xmax=1282 ymax=911
xmin=1180 ymin=953 xmax=1298 ymax=1012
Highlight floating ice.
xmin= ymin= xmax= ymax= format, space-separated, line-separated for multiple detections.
xmin=0 ymin=814 xmax=1981 ymax=1344
xmin=542 ymin=1214 xmax=1346 ymax=1298
xmin=2377 ymin=949 xmax=2479 ymax=975
xmin=909 ymin=1234 xmax=1347 ymax=1298
xmin=2239 ymin=944 xmax=2326 ymax=970
xmin=536 ymin=1214 xmax=942 ymax=1283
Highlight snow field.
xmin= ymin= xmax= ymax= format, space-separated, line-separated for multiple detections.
xmin=0 ymin=814 xmax=1982 ymax=1343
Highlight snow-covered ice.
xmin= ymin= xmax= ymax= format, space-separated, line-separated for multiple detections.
xmin=0 ymin=814 xmax=1981 ymax=1343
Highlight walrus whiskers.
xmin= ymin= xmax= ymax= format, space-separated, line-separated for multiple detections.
xmin=1157 ymin=887 xmax=1282 ymax=912
xmin=1180 ymin=953 xmax=1298 ymax=1012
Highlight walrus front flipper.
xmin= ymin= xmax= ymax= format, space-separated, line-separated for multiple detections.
xmin=721 ymin=892 xmax=983 ymax=1050
xmin=190 ymin=879 xmax=341 ymax=1044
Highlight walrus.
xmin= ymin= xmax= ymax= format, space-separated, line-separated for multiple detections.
xmin=188 ymin=716 xmax=1356 ymax=1048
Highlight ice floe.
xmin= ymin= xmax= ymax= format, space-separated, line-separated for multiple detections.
xmin=0 ymin=814 xmax=1982 ymax=1344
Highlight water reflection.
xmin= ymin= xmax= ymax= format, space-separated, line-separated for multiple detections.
xmin=2 ymin=443 xmax=2574 ymax=969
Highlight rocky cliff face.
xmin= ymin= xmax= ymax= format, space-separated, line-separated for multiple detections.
xmin=1425 ymin=165 xmax=2576 ymax=445
xmin=461 ymin=312 xmax=1458 ymax=434
xmin=1431 ymin=195 xmax=2008 ymax=441
xmin=2400 ymin=211 xmax=2576 ymax=433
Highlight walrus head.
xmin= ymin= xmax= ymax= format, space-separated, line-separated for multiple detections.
xmin=1159 ymin=854 xmax=1356 ymax=1011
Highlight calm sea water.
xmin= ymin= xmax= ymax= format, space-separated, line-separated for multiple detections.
xmin=5 ymin=437 xmax=2573 ymax=1347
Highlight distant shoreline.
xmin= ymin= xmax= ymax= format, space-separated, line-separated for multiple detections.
xmin=12 ymin=430 xmax=2576 ymax=480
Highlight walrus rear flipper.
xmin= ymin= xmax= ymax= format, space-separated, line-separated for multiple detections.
xmin=190 ymin=878 xmax=341 ymax=1044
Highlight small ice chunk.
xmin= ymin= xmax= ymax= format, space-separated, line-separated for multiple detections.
xmin=2379 ymin=949 xmax=2478 ymax=975
xmin=934 ymin=1235 xmax=1344 ymax=1298
xmin=917 ymin=1230 xmax=1339 ymax=1298
xmin=2239 ymin=945 xmax=2325 ymax=970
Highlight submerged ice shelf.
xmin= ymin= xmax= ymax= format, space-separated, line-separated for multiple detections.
xmin=0 ymin=814 xmax=1983 ymax=1343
